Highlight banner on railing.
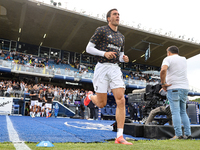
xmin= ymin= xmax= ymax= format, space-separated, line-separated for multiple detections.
xmin=0 ymin=97 xmax=13 ymax=114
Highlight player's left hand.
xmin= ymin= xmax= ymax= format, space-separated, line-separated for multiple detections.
xmin=123 ymin=55 xmax=129 ymax=63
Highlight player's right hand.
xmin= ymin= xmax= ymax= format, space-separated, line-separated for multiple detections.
xmin=104 ymin=52 xmax=117 ymax=59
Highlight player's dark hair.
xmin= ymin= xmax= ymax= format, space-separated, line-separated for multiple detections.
xmin=106 ymin=8 xmax=118 ymax=23
xmin=167 ymin=46 xmax=179 ymax=54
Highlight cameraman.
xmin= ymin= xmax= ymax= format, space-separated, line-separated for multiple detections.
xmin=145 ymin=88 xmax=172 ymax=125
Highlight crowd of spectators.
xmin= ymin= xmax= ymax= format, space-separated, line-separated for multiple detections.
xmin=0 ymin=79 xmax=91 ymax=105
xmin=0 ymin=50 xmax=95 ymax=75
xmin=123 ymin=70 xmax=160 ymax=84
xmin=0 ymin=79 xmax=100 ymax=119
xmin=1 ymin=50 xmax=49 ymax=68
xmin=0 ymin=49 xmax=161 ymax=84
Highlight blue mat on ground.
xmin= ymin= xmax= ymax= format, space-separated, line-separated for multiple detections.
xmin=0 ymin=115 xmax=10 ymax=142
xmin=3 ymin=116 xmax=146 ymax=143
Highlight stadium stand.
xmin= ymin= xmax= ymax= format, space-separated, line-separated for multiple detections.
xmin=0 ymin=46 xmax=200 ymax=120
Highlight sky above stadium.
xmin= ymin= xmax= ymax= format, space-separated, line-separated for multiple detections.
xmin=41 ymin=0 xmax=200 ymax=91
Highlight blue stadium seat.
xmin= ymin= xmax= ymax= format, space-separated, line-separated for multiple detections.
xmin=12 ymin=104 xmax=19 ymax=115
xmin=105 ymin=105 xmax=112 ymax=115
xmin=101 ymin=107 xmax=107 ymax=115
xmin=111 ymin=106 xmax=116 ymax=115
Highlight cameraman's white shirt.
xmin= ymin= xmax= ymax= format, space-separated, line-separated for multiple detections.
xmin=161 ymin=54 xmax=189 ymax=90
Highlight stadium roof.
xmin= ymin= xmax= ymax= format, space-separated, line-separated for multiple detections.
xmin=0 ymin=0 xmax=200 ymax=67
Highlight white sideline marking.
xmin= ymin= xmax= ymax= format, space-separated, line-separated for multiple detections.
xmin=6 ymin=116 xmax=31 ymax=150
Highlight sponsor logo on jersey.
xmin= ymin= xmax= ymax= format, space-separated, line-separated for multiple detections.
xmin=108 ymin=34 xmax=113 ymax=38
xmin=107 ymin=44 xmax=121 ymax=51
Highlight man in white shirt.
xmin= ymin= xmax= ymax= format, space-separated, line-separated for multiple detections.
xmin=6 ymin=85 xmax=12 ymax=97
xmin=160 ymin=46 xmax=191 ymax=140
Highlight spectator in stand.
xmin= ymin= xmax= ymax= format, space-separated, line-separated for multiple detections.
xmin=0 ymin=85 xmax=3 ymax=96
xmin=34 ymin=58 xmax=38 ymax=63
xmin=56 ymin=58 xmax=61 ymax=65
xmin=6 ymin=55 xmax=10 ymax=60
xmin=65 ymin=67 xmax=68 ymax=73
xmin=56 ymin=68 xmax=61 ymax=74
xmin=38 ymin=62 xmax=44 ymax=68
xmin=68 ymin=90 xmax=73 ymax=103
xmin=20 ymin=81 xmax=25 ymax=92
xmin=54 ymin=87 xmax=58 ymax=101
xmin=18 ymin=60 xmax=25 ymax=65
xmin=1 ymin=50 xmax=5 ymax=57
xmin=65 ymin=97 xmax=70 ymax=107
xmin=45 ymin=63 xmax=49 ymax=74
xmin=41 ymin=58 xmax=45 ymax=64
xmin=45 ymin=57 xmax=49 ymax=63
xmin=13 ymin=52 xmax=18 ymax=60
xmin=79 ymin=65 xmax=82 ymax=72
xmin=5 ymin=85 xmax=12 ymax=97
xmin=75 ymin=62 xmax=80 ymax=69
xmin=45 ymin=60 xmax=49 ymax=66
xmin=10 ymin=54 xmax=13 ymax=60
xmin=12 ymin=82 xmax=20 ymax=97
xmin=52 ymin=65 xmax=55 ymax=71
xmin=1 ymin=84 xmax=7 ymax=96
xmin=24 ymin=85 xmax=29 ymax=93
xmin=26 ymin=60 xmax=31 ymax=67
xmin=18 ymin=54 xmax=22 ymax=61
xmin=30 ymin=55 xmax=33 ymax=60
xmin=24 ymin=55 xmax=28 ymax=62
xmin=61 ymin=90 xmax=66 ymax=104
xmin=82 ymin=68 xmax=86 ymax=74
xmin=54 ymin=58 xmax=57 ymax=64
xmin=61 ymin=59 xmax=66 ymax=64
xmin=11 ymin=51 xmax=15 ymax=58
xmin=134 ymin=74 xmax=139 ymax=80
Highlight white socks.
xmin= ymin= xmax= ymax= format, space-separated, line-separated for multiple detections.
xmin=117 ymin=128 xmax=123 ymax=138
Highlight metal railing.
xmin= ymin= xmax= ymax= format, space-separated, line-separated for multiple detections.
xmin=0 ymin=59 xmax=199 ymax=92
xmin=0 ymin=60 xmax=12 ymax=68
